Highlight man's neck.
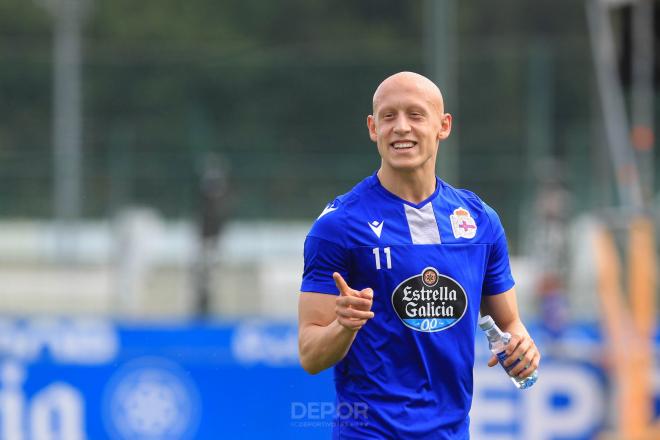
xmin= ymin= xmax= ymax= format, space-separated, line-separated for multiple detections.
xmin=376 ymin=167 xmax=437 ymax=205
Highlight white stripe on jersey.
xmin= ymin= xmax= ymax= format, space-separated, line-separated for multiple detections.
xmin=404 ymin=203 xmax=441 ymax=244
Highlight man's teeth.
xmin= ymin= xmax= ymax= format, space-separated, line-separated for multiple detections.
xmin=393 ymin=142 xmax=414 ymax=149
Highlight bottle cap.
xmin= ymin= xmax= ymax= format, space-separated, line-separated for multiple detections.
xmin=478 ymin=315 xmax=495 ymax=330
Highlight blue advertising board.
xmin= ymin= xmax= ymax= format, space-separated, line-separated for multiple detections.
xmin=0 ymin=317 xmax=657 ymax=439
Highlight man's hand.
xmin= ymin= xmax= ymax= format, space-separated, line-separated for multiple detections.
xmin=487 ymin=333 xmax=540 ymax=379
xmin=333 ymin=272 xmax=374 ymax=331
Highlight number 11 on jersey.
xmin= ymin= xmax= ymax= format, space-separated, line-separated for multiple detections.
xmin=372 ymin=247 xmax=392 ymax=270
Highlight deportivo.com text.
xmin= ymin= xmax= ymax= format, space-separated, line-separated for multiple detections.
xmin=290 ymin=401 xmax=369 ymax=428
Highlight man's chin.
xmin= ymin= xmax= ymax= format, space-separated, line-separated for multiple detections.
xmin=384 ymin=166 xmax=423 ymax=176
xmin=384 ymin=159 xmax=425 ymax=172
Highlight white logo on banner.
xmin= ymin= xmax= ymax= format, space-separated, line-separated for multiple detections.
xmin=0 ymin=318 xmax=118 ymax=364
xmin=470 ymin=361 xmax=607 ymax=439
xmin=0 ymin=361 xmax=85 ymax=440
xmin=231 ymin=322 xmax=298 ymax=366
xmin=103 ymin=358 xmax=201 ymax=440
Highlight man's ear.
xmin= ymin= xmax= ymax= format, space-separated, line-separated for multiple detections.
xmin=437 ymin=113 xmax=452 ymax=141
xmin=367 ymin=115 xmax=377 ymax=142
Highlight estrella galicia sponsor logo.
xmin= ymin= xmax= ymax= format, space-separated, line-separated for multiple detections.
xmin=391 ymin=267 xmax=468 ymax=332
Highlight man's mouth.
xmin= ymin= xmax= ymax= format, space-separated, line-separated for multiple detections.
xmin=391 ymin=141 xmax=416 ymax=150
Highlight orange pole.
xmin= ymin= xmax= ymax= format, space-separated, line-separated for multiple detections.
xmin=595 ymin=219 xmax=657 ymax=439
xmin=626 ymin=215 xmax=656 ymax=436
xmin=593 ymin=225 xmax=633 ymax=438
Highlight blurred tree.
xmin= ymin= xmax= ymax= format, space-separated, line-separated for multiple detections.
xmin=0 ymin=0 xmax=642 ymax=250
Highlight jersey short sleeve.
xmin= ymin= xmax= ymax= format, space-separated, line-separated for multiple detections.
xmin=300 ymin=200 xmax=349 ymax=295
xmin=482 ymin=203 xmax=515 ymax=295
xmin=300 ymin=236 xmax=347 ymax=294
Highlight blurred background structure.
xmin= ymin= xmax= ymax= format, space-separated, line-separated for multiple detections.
xmin=0 ymin=0 xmax=659 ymax=438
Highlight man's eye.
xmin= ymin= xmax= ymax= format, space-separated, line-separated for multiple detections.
xmin=410 ymin=112 xmax=423 ymax=118
xmin=383 ymin=113 xmax=394 ymax=119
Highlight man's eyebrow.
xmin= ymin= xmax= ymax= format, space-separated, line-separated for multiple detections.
xmin=408 ymin=106 xmax=427 ymax=113
xmin=377 ymin=106 xmax=395 ymax=115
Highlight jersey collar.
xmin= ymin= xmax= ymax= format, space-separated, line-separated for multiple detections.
xmin=369 ymin=172 xmax=442 ymax=209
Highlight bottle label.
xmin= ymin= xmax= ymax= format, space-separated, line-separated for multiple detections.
xmin=496 ymin=350 xmax=520 ymax=373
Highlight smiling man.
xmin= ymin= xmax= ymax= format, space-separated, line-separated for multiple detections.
xmin=298 ymin=71 xmax=540 ymax=439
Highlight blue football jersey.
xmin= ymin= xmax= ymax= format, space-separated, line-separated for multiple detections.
xmin=301 ymin=173 xmax=515 ymax=439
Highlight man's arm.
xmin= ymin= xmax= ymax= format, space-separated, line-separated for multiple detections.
xmin=480 ymin=287 xmax=540 ymax=379
xmin=298 ymin=273 xmax=374 ymax=375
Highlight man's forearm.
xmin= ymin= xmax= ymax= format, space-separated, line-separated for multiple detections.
xmin=299 ymin=320 xmax=358 ymax=375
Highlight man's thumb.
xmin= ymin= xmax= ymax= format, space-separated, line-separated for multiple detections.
xmin=333 ymin=272 xmax=350 ymax=296
xmin=487 ymin=355 xmax=498 ymax=368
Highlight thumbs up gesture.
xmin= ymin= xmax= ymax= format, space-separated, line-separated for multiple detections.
xmin=333 ymin=272 xmax=375 ymax=331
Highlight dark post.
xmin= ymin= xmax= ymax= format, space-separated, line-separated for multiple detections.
xmin=194 ymin=153 xmax=230 ymax=316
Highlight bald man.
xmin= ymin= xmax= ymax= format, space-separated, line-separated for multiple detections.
xmin=298 ymin=72 xmax=540 ymax=439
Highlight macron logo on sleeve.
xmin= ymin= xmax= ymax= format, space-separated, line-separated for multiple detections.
xmin=318 ymin=203 xmax=338 ymax=219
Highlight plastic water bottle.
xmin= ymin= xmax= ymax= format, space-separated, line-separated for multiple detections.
xmin=478 ymin=315 xmax=538 ymax=389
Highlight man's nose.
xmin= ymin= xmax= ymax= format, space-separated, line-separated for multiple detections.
xmin=393 ymin=116 xmax=411 ymax=134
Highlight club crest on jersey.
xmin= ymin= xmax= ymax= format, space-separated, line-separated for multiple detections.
xmin=391 ymin=267 xmax=468 ymax=332
xmin=450 ymin=207 xmax=477 ymax=239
